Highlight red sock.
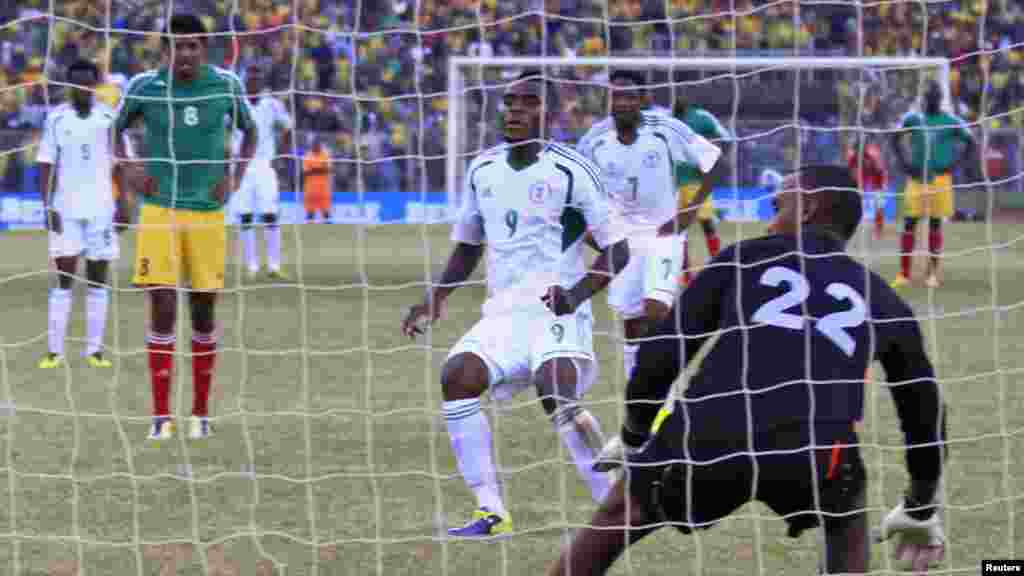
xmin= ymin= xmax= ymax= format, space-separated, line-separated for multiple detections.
xmin=147 ymin=333 xmax=175 ymax=417
xmin=929 ymin=229 xmax=943 ymax=255
xmin=192 ymin=331 xmax=218 ymax=417
xmin=900 ymin=231 xmax=915 ymax=278
xmin=705 ymin=233 xmax=721 ymax=258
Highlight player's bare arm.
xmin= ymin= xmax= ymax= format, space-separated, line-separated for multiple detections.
xmin=543 ymin=238 xmax=629 ymax=315
xmin=402 ymin=242 xmax=484 ymax=337
xmin=657 ymin=152 xmax=727 ymax=237
xmin=38 ymin=161 xmax=61 ymax=234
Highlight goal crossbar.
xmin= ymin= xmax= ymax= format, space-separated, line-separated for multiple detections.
xmin=445 ymin=55 xmax=951 ymax=205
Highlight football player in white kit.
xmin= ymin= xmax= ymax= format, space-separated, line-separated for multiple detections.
xmin=577 ymin=70 xmax=724 ymax=385
xmin=37 ymin=59 xmax=129 ymax=369
xmin=233 ymin=65 xmax=292 ymax=279
xmin=401 ymin=71 xmax=631 ymax=538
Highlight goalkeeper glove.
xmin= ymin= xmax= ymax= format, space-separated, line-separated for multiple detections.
xmin=875 ymin=492 xmax=945 ymax=573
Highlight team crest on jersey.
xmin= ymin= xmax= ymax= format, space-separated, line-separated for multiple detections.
xmin=643 ymin=150 xmax=660 ymax=168
xmin=529 ymin=181 xmax=550 ymax=204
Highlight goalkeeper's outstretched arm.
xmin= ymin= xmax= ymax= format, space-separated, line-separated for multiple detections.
xmin=402 ymin=242 xmax=484 ymax=338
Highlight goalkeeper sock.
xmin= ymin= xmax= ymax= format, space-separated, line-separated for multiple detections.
xmin=147 ymin=332 xmax=175 ymax=416
xmin=623 ymin=343 xmax=639 ymax=381
xmin=443 ymin=399 xmax=505 ymax=516
xmin=85 ymin=287 xmax=109 ymax=356
xmin=705 ymin=231 xmax=721 ymax=258
xmin=48 ymin=288 xmax=72 ymax=356
xmin=266 ymin=224 xmax=282 ymax=271
xmin=241 ymin=228 xmax=258 ymax=272
xmin=191 ymin=330 xmax=218 ymax=417
xmin=555 ymin=406 xmax=611 ymax=503
xmin=900 ymin=231 xmax=916 ymax=278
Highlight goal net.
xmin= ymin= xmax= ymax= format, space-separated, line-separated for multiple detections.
xmin=1 ymin=1 xmax=1022 ymax=575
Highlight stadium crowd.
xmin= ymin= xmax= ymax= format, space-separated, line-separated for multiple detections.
xmin=1 ymin=0 xmax=1022 ymax=193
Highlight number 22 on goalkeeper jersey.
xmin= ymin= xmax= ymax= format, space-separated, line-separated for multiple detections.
xmin=452 ymin=143 xmax=621 ymax=315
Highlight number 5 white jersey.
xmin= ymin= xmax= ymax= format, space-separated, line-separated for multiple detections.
xmin=36 ymin=103 xmax=118 ymax=222
xmin=576 ymin=110 xmax=721 ymax=236
xmin=452 ymin=143 xmax=625 ymax=316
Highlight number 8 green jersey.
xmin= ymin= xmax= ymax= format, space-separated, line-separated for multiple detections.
xmin=115 ymin=64 xmax=255 ymax=211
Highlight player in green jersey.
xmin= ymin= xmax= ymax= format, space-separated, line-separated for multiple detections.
xmin=115 ymin=13 xmax=257 ymax=441
xmin=673 ymin=96 xmax=731 ymax=284
xmin=890 ymin=81 xmax=977 ymax=289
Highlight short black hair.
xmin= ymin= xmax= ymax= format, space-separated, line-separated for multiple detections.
xmin=609 ymin=69 xmax=645 ymax=87
xmin=509 ymin=69 xmax=558 ymax=107
xmin=66 ymin=59 xmax=100 ymax=81
xmin=163 ymin=13 xmax=207 ymax=44
xmin=800 ymin=164 xmax=862 ymax=242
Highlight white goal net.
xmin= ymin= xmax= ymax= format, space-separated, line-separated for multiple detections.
xmin=1 ymin=1 xmax=1023 ymax=575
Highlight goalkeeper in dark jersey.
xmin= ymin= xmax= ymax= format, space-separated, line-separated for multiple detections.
xmin=551 ymin=165 xmax=947 ymax=575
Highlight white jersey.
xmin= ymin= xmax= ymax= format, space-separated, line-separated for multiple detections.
xmin=453 ymin=143 xmax=624 ymax=315
xmin=233 ymin=94 xmax=292 ymax=163
xmin=36 ymin=103 xmax=118 ymax=221
xmin=577 ymin=110 xmax=721 ymax=235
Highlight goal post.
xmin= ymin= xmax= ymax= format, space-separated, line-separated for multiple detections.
xmin=446 ymin=55 xmax=952 ymax=211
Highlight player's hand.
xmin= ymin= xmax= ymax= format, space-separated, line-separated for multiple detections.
xmin=212 ymin=176 xmax=236 ymax=205
xmin=114 ymin=202 xmax=132 ymax=235
xmin=46 ymin=209 xmax=62 ymax=235
xmin=542 ymin=285 xmax=579 ymax=316
xmin=402 ymin=296 xmax=445 ymax=338
xmin=875 ymin=500 xmax=945 ymax=573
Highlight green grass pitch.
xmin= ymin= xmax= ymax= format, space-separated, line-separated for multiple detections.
xmin=0 ymin=221 xmax=1022 ymax=574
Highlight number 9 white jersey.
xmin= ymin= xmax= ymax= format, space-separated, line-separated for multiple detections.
xmin=576 ymin=110 xmax=721 ymax=236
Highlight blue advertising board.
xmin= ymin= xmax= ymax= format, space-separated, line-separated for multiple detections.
xmin=0 ymin=187 xmax=898 ymax=230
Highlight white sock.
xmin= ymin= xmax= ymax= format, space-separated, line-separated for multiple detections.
xmin=265 ymin=222 xmax=281 ymax=271
xmin=443 ymin=398 xmax=505 ymax=516
xmin=48 ymin=288 xmax=72 ymax=356
xmin=241 ymin=227 xmax=258 ymax=272
xmin=623 ymin=343 xmax=639 ymax=381
xmin=555 ymin=407 xmax=611 ymax=503
xmin=85 ymin=286 xmax=109 ymax=355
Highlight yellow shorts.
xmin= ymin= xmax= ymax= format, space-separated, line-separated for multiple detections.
xmin=132 ymin=203 xmax=226 ymax=291
xmin=903 ymin=173 xmax=954 ymax=219
xmin=679 ymin=183 xmax=716 ymax=221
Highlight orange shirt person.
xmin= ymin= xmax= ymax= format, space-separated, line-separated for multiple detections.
xmin=302 ymin=140 xmax=332 ymax=221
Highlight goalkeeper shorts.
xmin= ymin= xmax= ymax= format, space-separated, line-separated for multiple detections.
xmin=627 ymin=402 xmax=866 ymax=538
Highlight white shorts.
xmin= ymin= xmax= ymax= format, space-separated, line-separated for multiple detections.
xmin=607 ymin=234 xmax=683 ymax=319
xmin=232 ymin=162 xmax=279 ymax=215
xmin=447 ymin=308 xmax=598 ymax=402
xmin=49 ymin=217 xmax=119 ymax=261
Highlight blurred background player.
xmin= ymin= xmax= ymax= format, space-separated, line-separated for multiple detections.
xmin=890 ymin=81 xmax=977 ymax=289
xmin=673 ymin=95 xmax=732 ymax=284
xmin=568 ymin=166 xmax=947 ymax=575
xmin=233 ymin=65 xmax=293 ymax=279
xmin=302 ymin=138 xmax=331 ymax=222
xmin=36 ymin=59 xmax=127 ymax=369
xmin=847 ymin=138 xmax=889 ymax=239
xmin=115 ymin=13 xmax=257 ymax=441
xmin=402 ymin=71 xmax=630 ymax=537
xmin=577 ymin=70 xmax=723 ymax=386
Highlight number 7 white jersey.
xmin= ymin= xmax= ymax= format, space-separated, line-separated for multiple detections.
xmin=452 ymin=143 xmax=625 ymax=315
xmin=577 ymin=110 xmax=721 ymax=235
xmin=36 ymin=103 xmax=118 ymax=221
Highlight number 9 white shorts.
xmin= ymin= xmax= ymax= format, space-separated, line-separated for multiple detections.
xmin=49 ymin=218 xmax=119 ymax=261
xmin=607 ymin=234 xmax=682 ymax=320
xmin=446 ymin=308 xmax=597 ymax=402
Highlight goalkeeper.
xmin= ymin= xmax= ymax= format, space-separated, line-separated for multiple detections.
xmin=115 ymin=13 xmax=257 ymax=441
xmin=555 ymin=165 xmax=947 ymax=575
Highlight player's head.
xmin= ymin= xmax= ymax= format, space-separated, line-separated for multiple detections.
xmin=769 ymin=165 xmax=862 ymax=245
xmin=923 ymin=80 xmax=943 ymax=115
xmin=502 ymin=70 xmax=548 ymax=143
xmin=162 ymin=13 xmax=207 ymax=82
xmin=66 ymin=59 xmax=99 ymax=110
xmin=609 ymin=70 xmax=645 ymax=129
xmin=246 ymin=65 xmax=265 ymax=96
